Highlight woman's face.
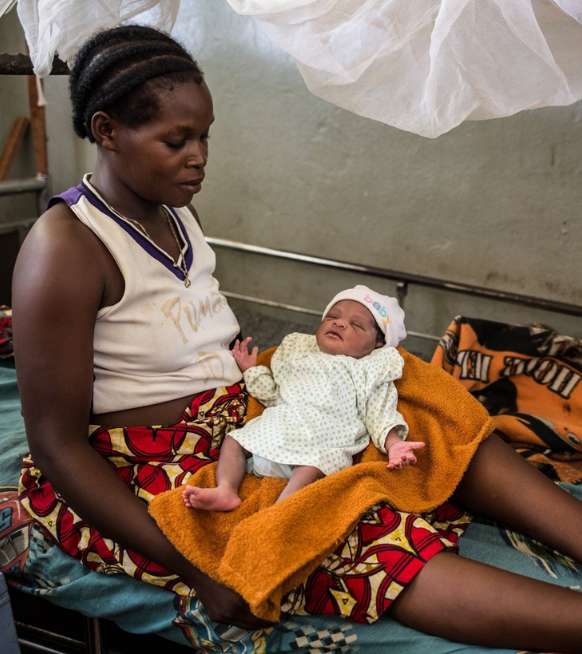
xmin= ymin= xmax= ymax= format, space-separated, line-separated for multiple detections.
xmin=316 ymin=300 xmax=384 ymax=359
xmin=109 ymin=80 xmax=214 ymax=208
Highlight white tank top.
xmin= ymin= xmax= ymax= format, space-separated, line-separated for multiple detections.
xmin=51 ymin=175 xmax=242 ymax=414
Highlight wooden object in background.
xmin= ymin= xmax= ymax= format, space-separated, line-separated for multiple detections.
xmin=0 ymin=116 xmax=29 ymax=180
xmin=26 ymin=75 xmax=47 ymax=175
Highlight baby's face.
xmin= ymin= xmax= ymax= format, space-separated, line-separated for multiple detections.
xmin=316 ymin=300 xmax=384 ymax=359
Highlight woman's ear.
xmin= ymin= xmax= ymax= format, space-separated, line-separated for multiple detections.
xmin=91 ymin=111 xmax=118 ymax=150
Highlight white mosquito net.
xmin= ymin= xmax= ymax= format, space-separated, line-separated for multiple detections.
xmin=14 ymin=0 xmax=582 ymax=138
xmin=15 ymin=0 xmax=179 ymax=76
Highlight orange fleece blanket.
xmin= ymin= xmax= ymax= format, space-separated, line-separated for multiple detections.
xmin=149 ymin=347 xmax=494 ymax=622
xmin=432 ymin=316 xmax=582 ymax=484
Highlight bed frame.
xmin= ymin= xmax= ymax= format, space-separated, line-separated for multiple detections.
xmin=208 ymin=236 xmax=582 ymax=327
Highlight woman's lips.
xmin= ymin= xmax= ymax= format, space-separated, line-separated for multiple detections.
xmin=180 ymin=179 xmax=203 ymax=193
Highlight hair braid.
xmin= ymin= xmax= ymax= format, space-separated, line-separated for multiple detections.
xmin=70 ymin=25 xmax=204 ymax=142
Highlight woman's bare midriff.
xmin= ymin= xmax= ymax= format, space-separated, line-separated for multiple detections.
xmin=91 ymin=392 xmax=199 ymax=427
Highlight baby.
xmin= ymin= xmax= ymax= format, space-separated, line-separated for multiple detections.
xmin=183 ymin=285 xmax=425 ymax=510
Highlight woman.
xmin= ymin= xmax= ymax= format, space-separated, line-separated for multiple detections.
xmin=12 ymin=25 xmax=582 ymax=652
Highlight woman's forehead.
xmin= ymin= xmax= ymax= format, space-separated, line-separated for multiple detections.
xmin=153 ymin=80 xmax=213 ymax=126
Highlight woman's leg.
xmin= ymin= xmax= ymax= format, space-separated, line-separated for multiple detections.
xmin=389 ymin=432 xmax=582 ymax=652
xmin=451 ymin=432 xmax=582 ymax=563
xmin=183 ymin=435 xmax=248 ymax=511
xmin=389 ymin=551 xmax=582 ymax=652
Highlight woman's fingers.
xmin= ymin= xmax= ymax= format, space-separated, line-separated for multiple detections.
xmin=206 ymin=604 xmax=273 ymax=630
xmin=206 ymin=598 xmax=274 ymax=630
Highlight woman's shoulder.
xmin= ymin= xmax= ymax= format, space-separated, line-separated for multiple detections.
xmin=26 ymin=199 xmax=101 ymax=254
xmin=14 ymin=198 xmax=121 ymax=308
xmin=31 ymin=193 xmax=123 ymax=261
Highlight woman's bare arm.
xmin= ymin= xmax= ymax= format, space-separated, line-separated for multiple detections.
xmin=12 ymin=204 xmax=270 ymax=628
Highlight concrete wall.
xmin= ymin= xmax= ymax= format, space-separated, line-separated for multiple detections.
xmin=3 ymin=2 xmax=581 ymax=355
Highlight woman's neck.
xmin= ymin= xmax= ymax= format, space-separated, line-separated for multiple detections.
xmin=89 ymin=162 xmax=164 ymax=225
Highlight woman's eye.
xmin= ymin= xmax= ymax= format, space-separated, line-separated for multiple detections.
xmin=165 ymin=141 xmax=186 ymax=149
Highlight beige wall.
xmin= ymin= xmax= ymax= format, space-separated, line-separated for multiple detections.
xmin=3 ymin=2 xmax=581 ymax=353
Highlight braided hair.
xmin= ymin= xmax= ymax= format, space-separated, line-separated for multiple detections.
xmin=69 ymin=25 xmax=204 ymax=143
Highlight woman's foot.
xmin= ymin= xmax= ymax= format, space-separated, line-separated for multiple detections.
xmin=182 ymin=485 xmax=242 ymax=511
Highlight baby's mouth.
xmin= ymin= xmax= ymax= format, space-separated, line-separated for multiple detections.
xmin=327 ymin=330 xmax=343 ymax=340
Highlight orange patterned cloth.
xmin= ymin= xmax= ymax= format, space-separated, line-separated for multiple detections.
xmin=18 ymin=384 xmax=248 ymax=595
xmin=432 ymin=316 xmax=582 ymax=483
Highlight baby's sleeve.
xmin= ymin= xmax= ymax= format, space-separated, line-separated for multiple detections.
xmin=242 ymin=333 xmax=304 ymax=406
xmin=243 ymin=366 xmax=280 ymax=406
xmin=363 ymin=349 xmax=409 ymax=452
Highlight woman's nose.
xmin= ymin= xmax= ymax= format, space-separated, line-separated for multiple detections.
xmin=186 ymin=141 xmax=208 ymax=168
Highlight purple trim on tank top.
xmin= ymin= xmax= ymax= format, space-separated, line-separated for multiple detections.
xmin=166 ymin=206 xmax=194 ymax=270
xmin=48 ymin=185 xmax=84 ymax=209
xmin=49 ymin=183 xmax=193 ymax=282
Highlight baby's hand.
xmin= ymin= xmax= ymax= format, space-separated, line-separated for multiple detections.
xmin=387 ymin=441 xmax=425 ymax=471
xmin=232 ymin=337 xmax=259 ymax=372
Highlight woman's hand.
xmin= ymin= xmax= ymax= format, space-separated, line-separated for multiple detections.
xmin=387 ymin=440 xmax=425 ymax=471
xmin=232 ymin=337 xmax=259 ymax=372
xmin=190 ymin=568 xmax=274 ymax=630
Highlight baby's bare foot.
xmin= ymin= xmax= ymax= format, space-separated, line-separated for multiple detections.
xmin=182 ymin=485 xmax=241 ymax=511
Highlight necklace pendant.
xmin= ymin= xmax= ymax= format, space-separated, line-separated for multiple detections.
xmin=184 ymin=277 xmax=191 ymax=288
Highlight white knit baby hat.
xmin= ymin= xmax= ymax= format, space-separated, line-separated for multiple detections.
xmin=322 ymin=285 xmax=407 ymax=348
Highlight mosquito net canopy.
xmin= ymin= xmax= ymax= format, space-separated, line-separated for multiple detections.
xmin=15 ymin=0 xmax=582 ymax=137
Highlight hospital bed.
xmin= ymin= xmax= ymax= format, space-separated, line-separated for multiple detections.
xmin=1 ymin=236 xmax=582 ymax=654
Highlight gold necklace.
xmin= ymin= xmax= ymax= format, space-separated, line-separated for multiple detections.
xmin=164 ymin=208 xmax=191 ymax=288
xmin=124 ymin=216 xmax=151 ymax=238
